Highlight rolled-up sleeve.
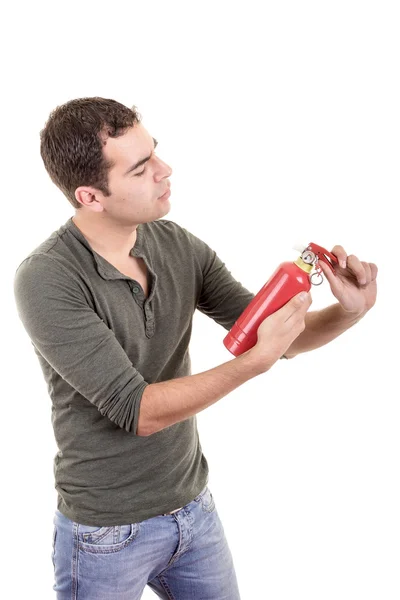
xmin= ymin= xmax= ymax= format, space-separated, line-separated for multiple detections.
xmin=184 ymin=229 xmax=255 ymax=330
xmin=13 ymin=254 xmax=148 ymax=434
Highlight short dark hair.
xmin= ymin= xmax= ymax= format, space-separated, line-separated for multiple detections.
xmin=40 ymin=97 xmax=142 ymax=209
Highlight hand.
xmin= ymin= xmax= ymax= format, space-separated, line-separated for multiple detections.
xmin=250 ymin=291 xmax=313 ymax=372
xmin=319 ymin=245 xmax=378 ymax=317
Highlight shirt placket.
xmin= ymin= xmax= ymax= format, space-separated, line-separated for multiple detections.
xmin=131 ymin=283 xmax=155 ymax=338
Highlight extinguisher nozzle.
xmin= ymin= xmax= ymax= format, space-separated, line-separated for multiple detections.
xmin=292 ymin=241 xmax=310 ymax=254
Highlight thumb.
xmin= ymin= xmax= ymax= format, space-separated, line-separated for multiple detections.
xmin=281 ymin=290 xmax=311 ymax=321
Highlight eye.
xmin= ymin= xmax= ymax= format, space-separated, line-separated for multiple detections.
xmin=134 ymin=167 xmax=146 ymax=177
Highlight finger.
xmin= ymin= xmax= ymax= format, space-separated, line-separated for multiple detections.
xmin=347 ymin=254 xmax=367 ymax=285
xmin=319 ymin=260 xmax=341 ymax=293
xmin=361 ymin=262 xmax=372 ymax=286
xmin=370 ymin=263 xmax=378 ymax=280
xmin=331 ymin=245 xmax=348 ymax=269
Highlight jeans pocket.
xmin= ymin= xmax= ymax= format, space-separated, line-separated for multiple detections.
xmin=77 ymin=522 xmax=140 ymax=554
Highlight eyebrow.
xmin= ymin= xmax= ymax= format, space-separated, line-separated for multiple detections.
xmin=124 ymin=138 xmax=158 ymax=175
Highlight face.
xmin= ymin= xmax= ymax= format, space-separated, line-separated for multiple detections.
xmin=81 ymin=123 xmax=172 ymax=225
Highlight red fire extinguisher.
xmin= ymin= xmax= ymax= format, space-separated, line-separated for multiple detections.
xmin=223 ymin=242 xmax=338 ymax=357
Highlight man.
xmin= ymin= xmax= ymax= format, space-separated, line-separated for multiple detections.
xmin=13 ymin=97 xmax=377 ymax=599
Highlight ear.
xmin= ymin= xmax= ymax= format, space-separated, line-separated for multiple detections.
xmin=75 ymin=187 xmax=104 ymax=212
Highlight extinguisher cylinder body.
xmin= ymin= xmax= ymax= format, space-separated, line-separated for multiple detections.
xmin=223 ymin=261 xmax=311 ymax=357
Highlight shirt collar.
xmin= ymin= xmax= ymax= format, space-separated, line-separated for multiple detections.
xmin=65 ymin=217 xmax=145 ymax=280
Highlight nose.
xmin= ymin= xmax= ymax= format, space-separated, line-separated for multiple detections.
xmin=154 ymin=156 xmax=172 ymax=182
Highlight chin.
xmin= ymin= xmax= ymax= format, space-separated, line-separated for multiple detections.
xmin=159 ymin=199 xmax=171 ymax=216
xmin=142 ymin=201 xmax=171 ymax=224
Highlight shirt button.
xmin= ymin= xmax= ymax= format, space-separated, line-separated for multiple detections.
xmin=132 ymin=286 xmax=140 ymax=294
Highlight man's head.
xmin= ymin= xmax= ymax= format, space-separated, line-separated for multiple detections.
xmin=40 ymin=97 xmax=172 ymax=225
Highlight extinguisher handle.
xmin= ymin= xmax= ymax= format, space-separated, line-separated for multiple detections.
xmin=309 ymin=243 xmax=338 ymax=274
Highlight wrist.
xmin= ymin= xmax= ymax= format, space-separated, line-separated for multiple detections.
xmin=240 ymin=346 xmax=274 ymax=376
xmin=338 ymin=303 xmax=367 ymax=322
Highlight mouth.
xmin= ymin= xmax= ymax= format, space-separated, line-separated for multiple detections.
xmin=158 ymin=185 xmax=171 ymax=200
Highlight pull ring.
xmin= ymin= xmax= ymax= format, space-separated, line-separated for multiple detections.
xmin=311 ymin=271 xmax=324 ymax=286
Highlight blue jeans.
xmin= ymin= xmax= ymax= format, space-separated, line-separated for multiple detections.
xmin=51 ymin=486 xmax=241 ymax=599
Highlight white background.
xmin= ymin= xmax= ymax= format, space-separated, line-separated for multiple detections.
xmin=2 ymin=1 xmax=399 ymax=598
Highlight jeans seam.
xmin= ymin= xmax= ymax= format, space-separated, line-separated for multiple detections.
xmin=157 ymin=575 xmax=175 ymax=600
xmin=72 ymin=522 xmax=79 ymax=600
xmin=52 ymin=525 xmax=57 ymax=568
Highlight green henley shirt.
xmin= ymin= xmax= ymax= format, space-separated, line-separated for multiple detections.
xmin=14 ymin=216 xmax=254 ymax=526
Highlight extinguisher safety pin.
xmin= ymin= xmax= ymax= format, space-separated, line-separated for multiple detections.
xmin=311 ymin=270 xmax=324 ymax=286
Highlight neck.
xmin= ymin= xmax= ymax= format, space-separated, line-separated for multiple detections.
xmin=72 ymin=212 xmax=138 ymax=261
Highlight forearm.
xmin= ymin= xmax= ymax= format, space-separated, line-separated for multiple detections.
xmin=284 ymin=303 xmax=365 ymax=359
xmin=137 ymin=350 xmax=265 ymax=436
